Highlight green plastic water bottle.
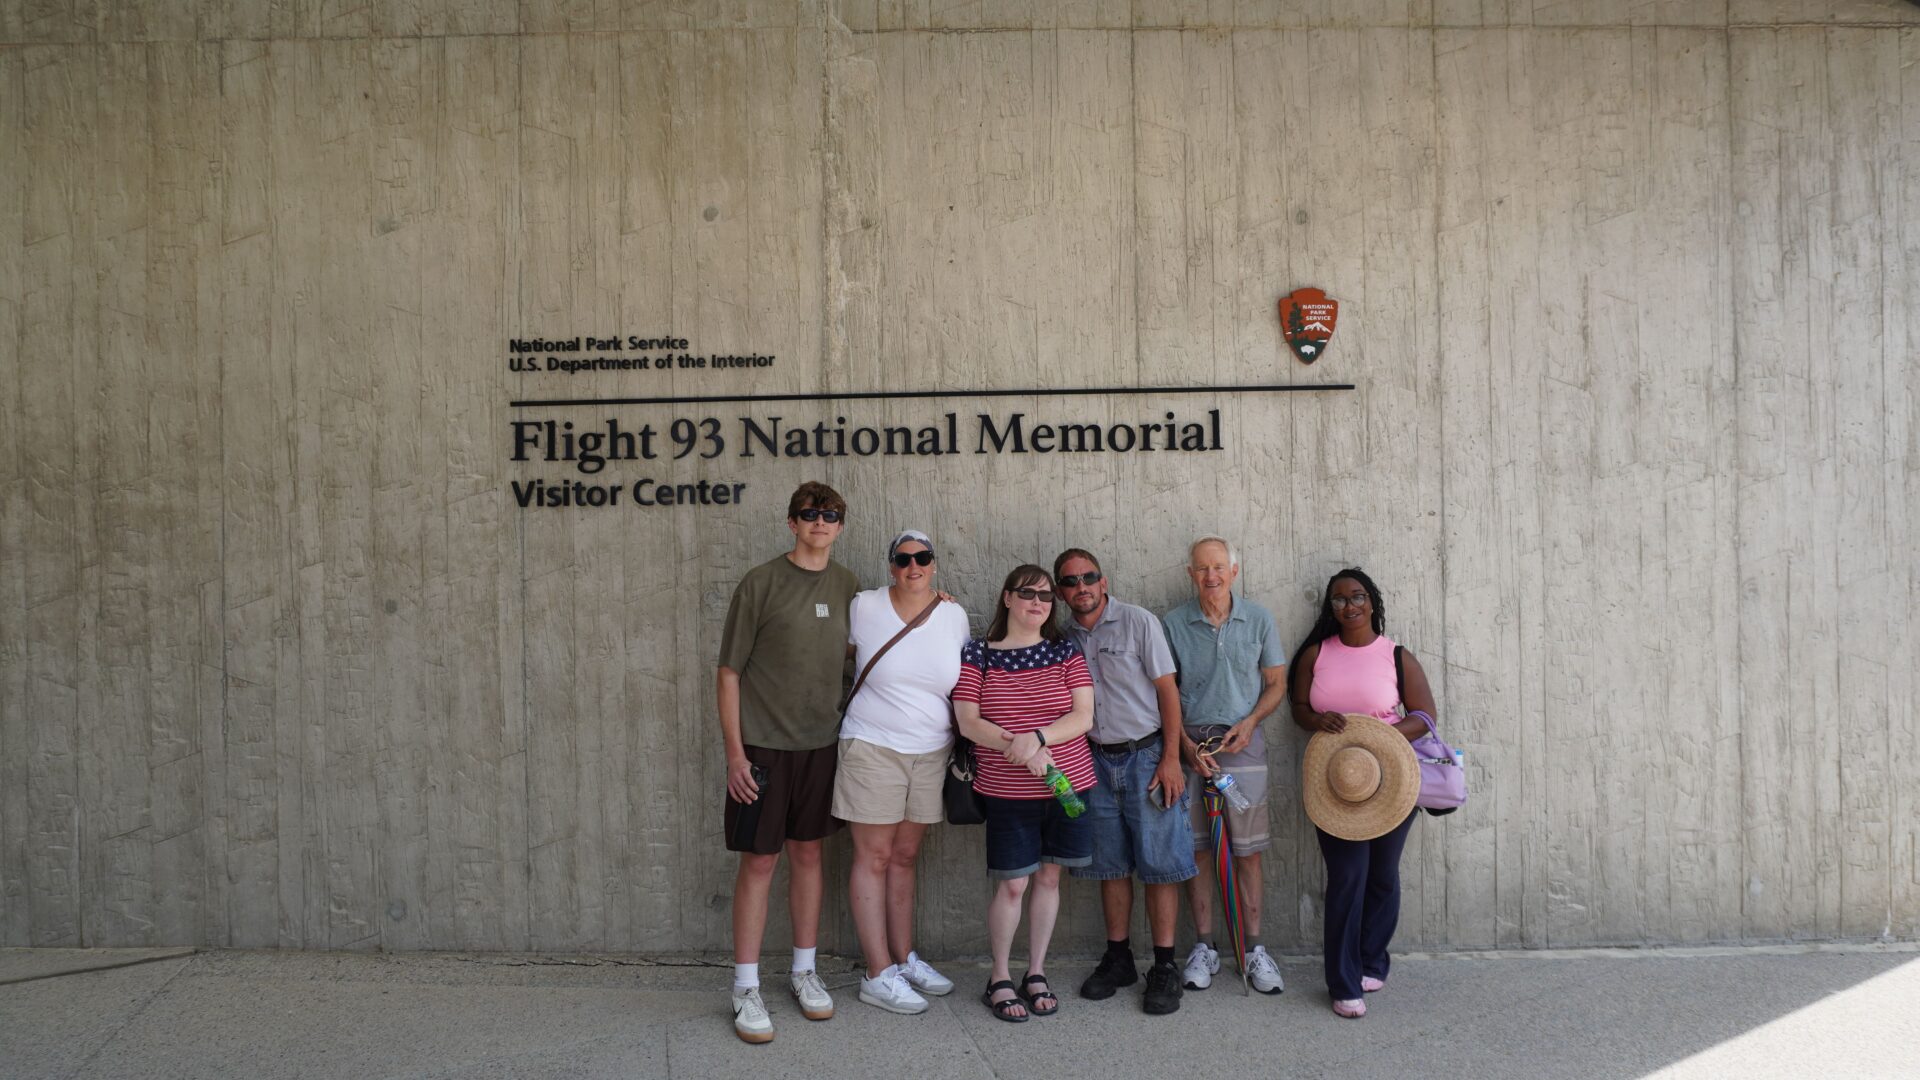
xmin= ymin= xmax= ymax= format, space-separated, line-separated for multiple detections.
xmin=1044 ymin=765 xmax=1086 ymax=817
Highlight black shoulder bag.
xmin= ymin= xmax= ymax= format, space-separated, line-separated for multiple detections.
xmin=943 ymin=656 xmax=989 ymax=826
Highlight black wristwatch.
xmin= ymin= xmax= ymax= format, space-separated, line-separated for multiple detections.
xmin=1034 ymin=730 xmax=1048 ymax=747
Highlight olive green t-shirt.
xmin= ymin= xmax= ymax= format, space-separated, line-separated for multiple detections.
xmin=718 ymin=553 xmax=861 ymax=751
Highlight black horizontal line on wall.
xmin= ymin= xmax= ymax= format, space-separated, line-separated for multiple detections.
xmin=509 ymin=384 xmax=1356 ymax=408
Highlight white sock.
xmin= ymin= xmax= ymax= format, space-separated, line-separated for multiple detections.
xmin=733 ymin=962 xmax=759 ymax=992
xmin=791 ymin=947 xmax=816 ymax=974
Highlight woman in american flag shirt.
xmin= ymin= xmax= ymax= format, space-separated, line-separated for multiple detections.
xmin=953 ymin=564 xmax=1097 ymax=1022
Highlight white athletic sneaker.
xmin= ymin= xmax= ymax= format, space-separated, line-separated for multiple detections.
xmin=790 ymin=969 xmax=835 ymax=1020
xmin=1246 ymin=947 xmax=1284 ymax=995
xmin=1182 ymin=942 xmax=1220 ymax=990
xmin=858 ymin=965 xmax=930 ymax=1015
xmin=731 ymin=986 xmax=774 ymax=1044
xmin=899 ymin=952 xmax=954 ymax=996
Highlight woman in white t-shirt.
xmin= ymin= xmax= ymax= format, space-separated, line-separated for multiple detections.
xmin=834 ymin=529 xmax=972 ymax=1016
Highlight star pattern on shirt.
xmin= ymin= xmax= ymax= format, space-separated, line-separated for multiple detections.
xmin=1001 ymin=643 xmax=1042 ymax=670
xmin=964 ymin=639 xmax=1082 ymax=672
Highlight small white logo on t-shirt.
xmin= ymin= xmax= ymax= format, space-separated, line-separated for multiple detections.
xmin=815 ymin=603 xmax=830 ymax=618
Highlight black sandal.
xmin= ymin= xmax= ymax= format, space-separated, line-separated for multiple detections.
xmin=982 ymin=979 xmax=1029 ymax=1023
xmin=1018 ymin=972 xmax=1058 ymax=1016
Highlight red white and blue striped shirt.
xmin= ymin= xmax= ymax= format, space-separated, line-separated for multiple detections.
xmin=952 ymin=638 xmax=1097 ymax=800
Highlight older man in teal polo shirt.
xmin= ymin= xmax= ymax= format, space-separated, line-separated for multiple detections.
xmin=1161 ymin=536 xmax=1290 ymax=996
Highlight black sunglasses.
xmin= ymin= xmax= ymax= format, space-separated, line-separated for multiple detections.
xmin=890 ymin=551 xmax=934 ymax=568
xmin=1011 ymin=587 xmax=1056 ymax=603
xmin=1057 ymin=571 xmax=1103 ymax=588
xmin=796 ymin=508 xmax=843 ymax=523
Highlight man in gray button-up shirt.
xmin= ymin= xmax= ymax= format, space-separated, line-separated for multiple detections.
xmin=1055 ymin=548 xmax=1196 ymax=1015
xmin=1162 ymin=536 xmax=1290 ymax=996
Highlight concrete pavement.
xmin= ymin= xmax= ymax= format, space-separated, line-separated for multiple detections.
xmin=3 ymin=944 xmax=1916 ymax=1079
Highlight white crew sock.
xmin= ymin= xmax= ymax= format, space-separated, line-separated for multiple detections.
xmin=733 ymin=962 xmax=759 ymax=993
xmin=791 ymin=947 xmax=816 ymax=974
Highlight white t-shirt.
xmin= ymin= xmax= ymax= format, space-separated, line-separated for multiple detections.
xmin=841 ymin=588 xmax=971 ymax=755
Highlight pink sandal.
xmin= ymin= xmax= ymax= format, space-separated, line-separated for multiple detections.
xmin=1361 ymin=976 xmax=1386 ymax=993
xmin=1333 ymin=998 xmax=1367 ymax=1018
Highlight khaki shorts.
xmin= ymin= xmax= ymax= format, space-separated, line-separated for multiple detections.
xmin=1186 ymin=761 xmax=1273 ymax=857
xmin=831 ymin=738 xmax=950 ymax=825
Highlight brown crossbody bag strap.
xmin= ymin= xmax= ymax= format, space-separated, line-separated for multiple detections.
xmin=844 ymin=595 xmax=943 ymax=711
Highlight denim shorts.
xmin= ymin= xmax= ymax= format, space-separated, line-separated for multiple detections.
xmin=981 ymin=794 xmax=1093 ymax=879
xmin=1071 ymin=741 xmax=1198 ymax=884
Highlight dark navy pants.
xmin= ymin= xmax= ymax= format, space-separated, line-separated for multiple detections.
xmin=1316 ymin=811 xmax=1415 ymax=1000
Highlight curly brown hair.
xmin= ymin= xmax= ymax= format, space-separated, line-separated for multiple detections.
xmin=785 ymin=481 xmax=846 ymax=520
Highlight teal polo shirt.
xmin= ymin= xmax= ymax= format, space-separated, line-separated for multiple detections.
xmin=1161 ymin=595 xmax=1287 ymax=766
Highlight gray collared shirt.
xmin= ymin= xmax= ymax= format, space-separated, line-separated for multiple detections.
xmin=1061 ymin=597 xmax=1178 ymax=744
xmin=1162 ymin=595 xmax=1287 ymax=766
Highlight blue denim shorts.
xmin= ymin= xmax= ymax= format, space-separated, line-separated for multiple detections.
xmin=1070 ymin=741 xmax=1198 ymax=884
xmin=981 ymin=794 xmax=1093 ymax=879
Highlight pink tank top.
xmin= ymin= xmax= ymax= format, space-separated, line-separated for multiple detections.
xmin=1308 ymin=635 xmax=1400 ymax=723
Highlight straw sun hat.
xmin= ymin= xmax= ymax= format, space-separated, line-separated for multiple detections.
xmin=1301 ymin=715 xmax=1420 ymax=841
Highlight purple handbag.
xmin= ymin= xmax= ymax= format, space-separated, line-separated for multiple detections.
xmin=1395 ymin=647 xmax=1467 ymax=817
xmin=1407 ymin=712 xmax=1466 ymax=814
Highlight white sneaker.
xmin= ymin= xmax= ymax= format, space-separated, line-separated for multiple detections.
xmin=790 ymin=969 xmax=834 ymax=1020
xmin=899 ymin=952 xmax=954 ymax=996
xmin=858 ymin=965 xmax=929 ymax=1015
xmin=731 ymin=986 xmax=774 ymax=1044
xmin=1182 ymin=942 xmax=1220 ymax=990
xmin=1246 ymin=947 xmax=1284 ymax=995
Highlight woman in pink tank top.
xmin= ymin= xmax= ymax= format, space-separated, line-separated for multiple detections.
xmin=1287 ymin=568 xmax=1440 ymax=1019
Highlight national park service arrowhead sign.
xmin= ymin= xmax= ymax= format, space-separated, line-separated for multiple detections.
xmin=1278 ymin=287 xmax=1339 ymax=364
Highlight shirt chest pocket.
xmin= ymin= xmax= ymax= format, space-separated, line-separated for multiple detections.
xmin=1218 ymin=633 xmax=1262 ymax=673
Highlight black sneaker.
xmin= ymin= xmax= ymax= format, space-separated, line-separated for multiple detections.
xmin=1142 ymin=960 xmax=1183 ymax=1015
xmin=1079 ymin=950 xmax=1138 ymax=1000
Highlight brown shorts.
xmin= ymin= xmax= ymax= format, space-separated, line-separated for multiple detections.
xmin=725 ymin=744 xmax=842 ymax=855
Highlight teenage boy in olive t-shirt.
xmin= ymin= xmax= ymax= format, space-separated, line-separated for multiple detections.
xmin=718 ymin=481 xmax=860 ymax=1045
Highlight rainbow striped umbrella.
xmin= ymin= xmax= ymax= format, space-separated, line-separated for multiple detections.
xmin=1203 ymin=781 xmax=1251 ymax=995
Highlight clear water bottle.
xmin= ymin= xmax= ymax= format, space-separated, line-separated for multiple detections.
xmin=1211 ymin=770 xmax=1253 ymax=813
xmin=1044 ymin=765 xmax=1086 ymax=818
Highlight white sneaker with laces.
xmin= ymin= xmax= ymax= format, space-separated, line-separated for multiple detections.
xmin=790 ymin=969 xmax=834 ymax=1020
xmin=731 ymin=986 xmax=774 ymax=1044
xmin=899 ymin=952 xmax=954 ymax=996
xmin=858 ymin=966 xmax=930 ymax=1014
xmin=1182 ymin=942 xmax=1220 ymax=990
xmin=1246 ymin=947 xmax=1284 ymax=995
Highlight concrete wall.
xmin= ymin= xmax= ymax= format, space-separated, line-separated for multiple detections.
xmin=2 ymin=1 xmax=1917 ymax=954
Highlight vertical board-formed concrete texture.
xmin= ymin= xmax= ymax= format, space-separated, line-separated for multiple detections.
xmin=2 ymin=1 xmax=1917 ymax=953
